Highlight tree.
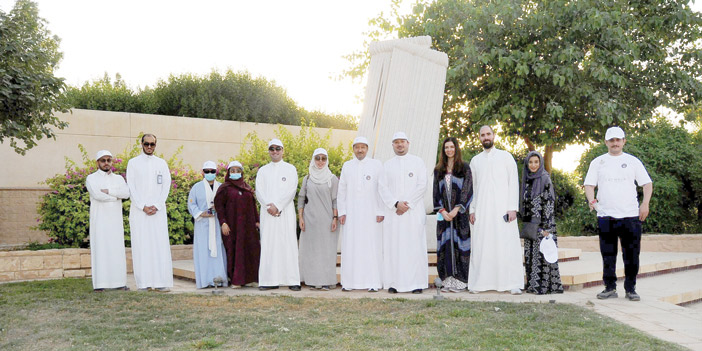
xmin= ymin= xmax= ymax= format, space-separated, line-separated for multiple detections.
xmin=0 ymin=0 xmax=70 ymax=155
xmin=345 ymin=0 xmax=702 ymax=172
xmin=67 ymin=69 xmax=359 ymax=130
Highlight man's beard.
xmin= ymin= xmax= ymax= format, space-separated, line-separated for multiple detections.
xmin=482 ymin=140 xmax=493 ymax=149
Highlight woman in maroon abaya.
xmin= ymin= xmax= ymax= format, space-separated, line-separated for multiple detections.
xmin=214 ymin=161 xmax=260 ymax=288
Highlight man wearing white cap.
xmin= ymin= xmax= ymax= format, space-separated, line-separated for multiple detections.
xmin=337 ymin=136 xmax=385 ymax=292
xmin=187 ymin=161 xmax=228 ymax=289
xmin=585 ymin=126 xmax=652 ymax=301
xmin=85 ymin=150 xmax=130 ymax=291
xmin=468 ymin=126 xmax=524 ymax=294
xmin=377 ymin=132 xmax=429 ymax=294
xmin=255 ymin=138 xmax=301 ymax=291
xmin=126 ymin=133 xmax=173 ymax=292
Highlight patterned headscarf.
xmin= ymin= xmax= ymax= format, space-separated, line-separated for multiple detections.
xmin=519 ymin=151 xmax=555 ymax=216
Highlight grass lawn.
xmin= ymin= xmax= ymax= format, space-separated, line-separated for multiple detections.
xmin=0 ymin=278 xmax=684 ymax=350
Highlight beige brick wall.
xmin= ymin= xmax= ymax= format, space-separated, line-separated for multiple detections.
xmin=0 ymin=188 xmax=51 ymax=246
xmin=0 ymin=245 xmax=192 ymax=283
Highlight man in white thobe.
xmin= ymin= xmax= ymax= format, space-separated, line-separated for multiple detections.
xmin=255 ymin=138 xmax=301 ymax=291
xmin=126 ymin=134 xmax=173 ymax=292
xmin=337 ymin=136 xmax=385 ymax=292
xmin=378 ymin=132 xmax=429 ymax=294
xmin=86 ymin=150 xmax=130 ymax=291
xmin=468 ymin=126 xmax=524 ymax=294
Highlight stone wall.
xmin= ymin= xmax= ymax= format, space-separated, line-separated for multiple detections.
xmin=0 ymin=109 xmax=357 ymax=245
xmin=557 ymin=234 xmax=702 ymax=252
xmin=0 ymin=188 xmax=51 ymax=247
xmin=0 ymin=245 xmax=192 ymax=283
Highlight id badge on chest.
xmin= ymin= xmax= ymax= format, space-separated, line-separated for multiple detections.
xmin=157 ymin=173 xmax=163 ymax=184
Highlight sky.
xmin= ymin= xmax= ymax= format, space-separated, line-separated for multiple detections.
xmin=2 ymin=0 xmax=701 ymax=171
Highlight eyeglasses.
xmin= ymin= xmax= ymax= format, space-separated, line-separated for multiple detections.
xmin=268 ymin=146 xmax=282 ymax=152
xmin=314 ymin=156 xmax=328 ymax=161
xmin=203 ymin=169 xmax=217 ymax=174
xmin=143 ymin=142 xmax=156 ymax=147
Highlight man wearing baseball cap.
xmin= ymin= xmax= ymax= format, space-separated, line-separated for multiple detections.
xmin=584 ymin=126 xmax=653 ymax=301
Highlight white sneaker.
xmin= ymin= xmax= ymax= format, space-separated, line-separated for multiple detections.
xmin=469 ymin=290 xmax=480 ymax=294
xmin=510 ymin=288 xmax=522 ymax=295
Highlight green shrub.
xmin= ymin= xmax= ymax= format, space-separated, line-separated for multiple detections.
xmin=36 ymin=139 xmax=200 ymax=247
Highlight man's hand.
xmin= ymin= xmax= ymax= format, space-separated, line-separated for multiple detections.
xmin=469 ymin=213 xmax=476 ymax=225
xmin=143 ymin=205 xmax=157 ymax=216
xmin=396 ymin=201 xmax=410 ymax=215
xmin=266 ymin=203 xmax=279 ymax=216
xmin=299 ymin=217 xmax=306 ymax=232
xmin=339 ymin=215 xmax=346 ymax=225
xmin=221 ymin=223 xmax=230 ymax=236
xmin=331 ymin=218 xmax=338 ymax=232
xmin=507 ymin=210 xmax=517 ymax=222
xmin=639 ymin=202 xmax=650 ymax=221
xmin=201 ymin=211 xmax=213 ymax=218
xmin=376 ymin=216 xmax=384 ymax=223
xmin=100 ymin=189 xmax=109 ymax=194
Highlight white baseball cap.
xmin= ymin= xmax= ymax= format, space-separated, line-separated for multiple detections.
xmin=227 ymin=161 xmax=243 ymax=170
xmin=605 ymin=127 xmax=625 ymax=140
xmin=202 ymin=161 xmax=217 ymax=170
xmin=95 ymin=150 xmax=112 ymax=160
xmin=268 ymin=139 xmax=283 ymax=148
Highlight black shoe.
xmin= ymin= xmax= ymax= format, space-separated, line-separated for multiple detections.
xmin=289 ymin=285 xmax=301 ymax=291
xmin=93 ymin=288 xmax=105 ymax=293
xmin=596 ymin=288 xmax=618 ymax=299
xmin=625 ymin=291 xmax=641 ymax=301
xmin=412 ymin=289 xmax=423 ymax=294
xmin=388 ymin=287 xmax=397 ymax=294
xmin=258 ymin=286 xmax=279 ymax=291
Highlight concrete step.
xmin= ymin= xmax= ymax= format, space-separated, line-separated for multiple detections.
xmin=173 ymin=251 xmax=701 ymax=288
xmin=333 ymin=248 xmax=581 ymax=266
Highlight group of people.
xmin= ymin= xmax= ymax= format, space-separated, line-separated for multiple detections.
xmin=87 ymin=126 xmax=652 ymax=301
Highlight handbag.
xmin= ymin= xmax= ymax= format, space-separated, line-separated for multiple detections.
xmin=520 ymin=222 xmax=540 ymax=241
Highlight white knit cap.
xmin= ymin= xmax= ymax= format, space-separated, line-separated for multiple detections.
xmin=392 ymin=131 xmax=409 ymax=142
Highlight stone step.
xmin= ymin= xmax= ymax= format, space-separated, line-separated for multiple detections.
xmin=332 ymin=248 xmax=581 ymax=266
xmin=559 ymin=251 xmax=702 ymax=290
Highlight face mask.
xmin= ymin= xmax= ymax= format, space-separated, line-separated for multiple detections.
xmin=229 ymin=173 xmax=242 ymax=180
xmin=204 ymin=173 xmax=216 ymax=181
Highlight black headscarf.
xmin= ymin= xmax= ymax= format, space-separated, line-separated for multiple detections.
xmin=519 ymin=151 xmax=555 ymax=218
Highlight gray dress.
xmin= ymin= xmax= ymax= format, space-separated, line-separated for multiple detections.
xmin=297 ymin=175 xmax=339 ymax=286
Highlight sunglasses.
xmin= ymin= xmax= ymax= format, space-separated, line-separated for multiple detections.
xmin=143 ymin=142 xmax=156 ymax=147
xmin=268 ymin=146 xmax=282 ymax=152
xmin=98 ymin=158 xmax=112 ymax=163
xmin=203 ymin=169 xmax=217 ymax=174
xmin=314 ymin=156 xmax=328 ymax=161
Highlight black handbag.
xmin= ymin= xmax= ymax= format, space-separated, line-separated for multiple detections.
xmin=520 ymin=222 xmax=540 ymax=241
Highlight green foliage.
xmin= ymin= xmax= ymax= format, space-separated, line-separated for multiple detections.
xmin=562 ymin=119 xmax=702 ymax=235
xmin=236 ymin=124 xmax=353 ymax=206
xmin=36 ymin=138 xmax=201 ymax=247
xmin=66 ymin=69 xmax=358 ymax=130
xmin=0 ymin=0 xmax=70 ymax=155
xmin=346 ymin=0 xmax=702 ymax=157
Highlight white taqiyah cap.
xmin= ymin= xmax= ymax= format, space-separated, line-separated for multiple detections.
xmin=227 ymin=161 xmax=243 ymax=170
xmin=95 ymin=150 xmax=112 ymax=160
xmin=313 ymin=148 xmax=327 ymax=157
xmin=605 ymin=127 xmax=625 ymax=140
xmin=202 ymin=161 xmax=217 ymax=170
xmin=352 ymin=136 xmax=369 ymax=146
xmin=268 ymin=139 xmax=283 ymax=148
xmin=540 ymin=234 xmax=559 ymax=264
xmin=392 ymin=131 xmax=409 ymax=142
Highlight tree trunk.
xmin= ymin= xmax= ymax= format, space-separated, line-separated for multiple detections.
xmin=544 ymin=145 xmax=554 ymax=173
xmin=524 ymin=136 xmax=536 ymax=151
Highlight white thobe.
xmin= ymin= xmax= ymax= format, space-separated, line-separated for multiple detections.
xmin=126 ymin=153 xmax=173 ymax=289
xmin=255 ymin=160 xmax=300 ymax=286
xmin=337 ymin=157 xmax=385 ymax=290
xmin=468 ymin=148 xmax=524 ymax=291
xmin=378 ymin=154 xmax=429 ymax=292
xmin=86 ymin=170 xmax=130 ymax=289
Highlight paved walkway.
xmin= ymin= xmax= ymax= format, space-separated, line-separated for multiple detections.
xmin=126 ymin=263 xmax=702 ymax=350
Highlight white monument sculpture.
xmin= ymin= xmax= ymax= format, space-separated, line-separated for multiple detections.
xmin=357 ymin=36 xmax=449 ymax=213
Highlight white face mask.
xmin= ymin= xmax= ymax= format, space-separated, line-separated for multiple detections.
xmin=229 ymin=173 xmax=242 ymax=180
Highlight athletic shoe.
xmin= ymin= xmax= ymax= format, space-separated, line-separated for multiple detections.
xmin=597 ymin=288 xmax=618 ymax=299
xmin=625 ymin=291 xmax=641 ymax=301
